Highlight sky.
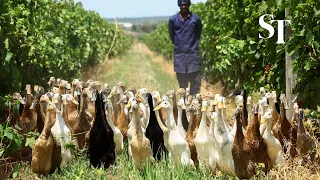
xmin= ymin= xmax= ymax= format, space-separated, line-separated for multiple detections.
xmin=74 ymin=0 xmax=207 ymax=18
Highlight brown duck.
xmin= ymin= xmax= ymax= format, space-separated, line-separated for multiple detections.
xmin=272 ymin=94 xmax=297 ymax=157
xmin=31 ymin=102 xmax=55 ymax=175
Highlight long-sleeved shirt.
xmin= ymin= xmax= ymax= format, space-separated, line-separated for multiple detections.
xmin=168 ymin=12 xmax=202 ymax=73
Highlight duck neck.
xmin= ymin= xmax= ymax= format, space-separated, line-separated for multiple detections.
xmin=243 ymin=91 xmax=248 ymax=124
xmin=133 ymin=107 xmax=143 ymax=136
xmin=40 ymin=101 xmax=46 ymax=117
xmin=117 ymin=100 xmax=127 ymax=126
xmin=267 ymin=97 xmax=274 ymax=111
xmin=200 ymin=110 xmax=207 ymax=129
xmin=247 ymin=104 xmax=252 ymax=120
xmin=80 ymin=94 xmax=88 ymax=113
xmin=71 ymin=85 xmax=76 ymax=97
xmin=217 ymin=108 xmax=224 ymax=127
xmin=120 ymin=101 xmax=125 ymax=114
xmin=291 ymin=110 xmax=298 ymax=125
xmin=186 ymin=109 xmax=196 ymax=135
xmin=235 ymin=112 xmax=244 ymax=140
xmin=25 ymin=93 xmax=32 ymax=109
xmin=59 ymin=86 xmax=65 ymax=95
xmin=50 ymin=83 xmax=55 ymax=90
xmin=222 ymin=107 xmax=230 ymax=129
xmin=142 ymin=101 xmax=150 ymax=127
xmin=43 ymin=109 xmax=53 ymax=138
xmin=248 ymin=113 xmax=260 ymax=137
xmin=167 ymin=106 xmax=176 ymax=130
xmin=171 ymin=95 xmax=177 ymax=118
xmin=177 ymin=105 xmax=182 ymax=127
xmin=209 ymin=116 xmax=215 ymax=133
xmin=55 ymin=95 xmax=62 ymax=111
xmin=280 ymin=102 xmax=286 ymax=123
xmin=222 ymin=107 xmax=227 ymax=120
xmin=62 ymin=101 xmax=68 ymax=120
xmin=265 ymin=118 xmax=272 ymax=136
xmin=297 ymin=115 xmax=306 ymax=135
xmin=106 ymin=107 xmax=116 ymax=131
xmin=195 ymin=112 xmax=201 ymax=130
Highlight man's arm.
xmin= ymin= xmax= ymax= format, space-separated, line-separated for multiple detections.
xmin=168 ymin=18 xmax=174 ymax=44
xmin=196 ymin=17 xmax=202 ymax=40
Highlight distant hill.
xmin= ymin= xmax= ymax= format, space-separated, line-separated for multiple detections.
xmin=105 ymin=16 xmax=170 ymax=25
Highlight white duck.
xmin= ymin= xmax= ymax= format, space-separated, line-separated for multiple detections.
xmin=221 ymin=96 xmax=232 ymax=132
xmin=151 ymin=91 xmax=171 ymax=161
xmin=214 ymin=96 xmax=235 ymax=176
xmin=176 ymin=97 xmax=187 ymax=138
xmin=209 ymin=111 xmax=217 ymax=136
xmin=51 ymin=95 xmax=72 ymax=166
xmin=136 ymin=88 xmax=150 ymax=129
xmin=261 ymin=111 xmax=283 ymax=167
xmin=104 ymin=96 xmax=124 ymax=154
xmin=259 ymin=96 xmax=269 ymax=135
xmin=154 ymin=100 xmax=194 ymax=167
xmin=194 ymin=100 xmax=218 ymax=171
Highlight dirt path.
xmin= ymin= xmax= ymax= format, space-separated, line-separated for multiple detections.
xmin=92 ymin=41 xmax=179 ymax=94
xmin=91 ymin=41 xmax=223 ymax=96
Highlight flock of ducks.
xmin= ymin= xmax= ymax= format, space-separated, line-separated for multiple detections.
xmin=3 ymin=77 xmax=319 ymax=179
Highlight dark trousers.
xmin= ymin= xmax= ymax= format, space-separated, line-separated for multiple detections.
xmin=176 ymin=71 xmax=202 ymax=95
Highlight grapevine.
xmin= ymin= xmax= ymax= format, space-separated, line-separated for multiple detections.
xmin=142 ymin=0 xmax=320 ymax=109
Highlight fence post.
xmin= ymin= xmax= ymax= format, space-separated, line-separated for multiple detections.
xmin=285 ymin=8 xmax=297 ymax=120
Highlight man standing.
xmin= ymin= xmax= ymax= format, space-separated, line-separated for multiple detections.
xmin=168 ymin=0 xmax=202 ymax=95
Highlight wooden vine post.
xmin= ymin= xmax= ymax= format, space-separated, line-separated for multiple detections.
xmin=285 ymin=8 xmax=297 ymax=120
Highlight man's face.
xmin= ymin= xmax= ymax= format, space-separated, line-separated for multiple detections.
xmin=179 ymin=3 xmax=190 ymax=13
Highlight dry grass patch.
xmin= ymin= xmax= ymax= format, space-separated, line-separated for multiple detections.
xmin=258 ymin=148 xmax=320 ymax=180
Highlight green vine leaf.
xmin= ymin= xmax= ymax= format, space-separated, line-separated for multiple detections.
xmin=5 ymin=52 xmax=13 ymax=63
xmin=4 ymin=128 xmax=14 ymax=140
xmin=4 ymin=38 xmax=9 ymax=49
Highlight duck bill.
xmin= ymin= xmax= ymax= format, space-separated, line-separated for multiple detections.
xmin=201 ymin=106 xmax=207 ymax=112
xmin=30 ymin=101 xmax=36 ymax=109
xmin=261 ymin=117 xmax=268 ymax=124
xmin=156 ymin=96 xmax=162 ymax=102
xmin=214 ymin=117 xmax=218 ymax=123
xmin=153 ymin=105 xmax=162 ymax=111
xmin=125 ymin=102 xmax=132 ymax=109
xmin=72 ymin=99 xmax=79 ymax=105
xmin=217 ymin=101 xmax=222 ymax=109
xmin=19 ymin=98 xmax=26 ymax=105
xmin=181 ymin=103 xmax=187 ymax=110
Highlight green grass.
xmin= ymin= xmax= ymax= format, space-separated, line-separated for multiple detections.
xmin=17 ymin=141 xmax=235 ymax=180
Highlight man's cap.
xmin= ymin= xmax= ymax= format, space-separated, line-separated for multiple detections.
xmin=178 ymin=0 xmax=191 ymax=6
